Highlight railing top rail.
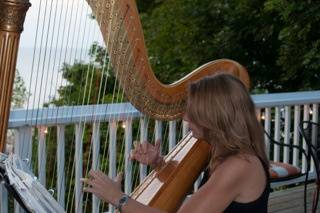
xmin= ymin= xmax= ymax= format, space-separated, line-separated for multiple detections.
xmin=8 ymin=103 xmax=141 ymax=128
xmin=252 ymin=90 xmax=320 ymax=108
xmin=8 ymin=90 xmax=320 ymax=128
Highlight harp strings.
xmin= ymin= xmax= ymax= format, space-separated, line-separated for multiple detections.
xmin=13 ymin=0 xmax=186 ymax=211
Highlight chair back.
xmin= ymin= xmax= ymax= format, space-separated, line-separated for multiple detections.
xmin=299 ymin=121 xmax=320 ymax=176
xmin=299 ymin=121 xmax=320 ymax=213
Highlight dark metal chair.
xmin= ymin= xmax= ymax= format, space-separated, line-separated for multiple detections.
xmin=264 ymin=130 xmax=309 ymax=213
xmin=299 ymin=121 xmax=320 ymax=213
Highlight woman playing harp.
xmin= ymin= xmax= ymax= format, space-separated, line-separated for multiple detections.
xmin=82 ymin=73 xmax=270 ymax=213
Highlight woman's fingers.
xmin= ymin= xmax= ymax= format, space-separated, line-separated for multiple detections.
xmin=116 ymin=172 xmax=123 ymax=182
xmin=83 ymin=187 xmax=104 ymax=200
xmin=155 ymin=139 xmax=161 ymax=151
xmin=133 ymin=140 xmax=138 ymax=148
xmin=80 ymin=177 xmax=97 ymax=186
xmin=83 ymin=186 xmax=95 ymax=193
xmin=129 ymin=140 xmax=162 ymax=166
xmin=129 ymin=149 xmax=136 ymax=160
xmin=142 ymin=142 xmax=148 ymax=154
xmin=80 ymin=178 xmax=90 ymax=184
xmin=115 ymin=172 xmax=123 ymax=189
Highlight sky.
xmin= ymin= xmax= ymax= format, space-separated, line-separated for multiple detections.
xmin=16 ymin=0 xmax=104 ymax=109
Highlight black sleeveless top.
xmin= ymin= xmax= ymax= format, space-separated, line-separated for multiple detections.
xmin=199 ymin=157 xmax=270 ymax=213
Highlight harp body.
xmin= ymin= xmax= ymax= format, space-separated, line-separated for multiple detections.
xmin=0 ymin=0 xmax=250 ymax=212
xmin=131 ymin=134 xmax=211 ymax=212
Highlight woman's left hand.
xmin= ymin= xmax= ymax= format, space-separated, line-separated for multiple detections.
xmin=81 ymin=170 xmax=124 ymax=205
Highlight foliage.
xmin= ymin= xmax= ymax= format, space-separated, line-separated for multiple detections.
xmin=52 ymin=0 xmax=320 ymax=100
xmin=137 ymin=0 xmax=320 ymax=93
xmin=50 ymin=43 xmax=123 ymax=107
xmin=264 ymin=0 xmax=320 ymax=91
xmin=11 ymin=70 xmax=28 ymax=108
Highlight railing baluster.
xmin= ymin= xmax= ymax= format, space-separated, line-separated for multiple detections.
xmin=38 ymin=126 xmax=47 ymax=187
xmin=264 ymin=108 xmax=271 ymax=158
xmin=109 ymin=121 xmax=117 ymax=212
xmin=311 ymin=104 xmax=319 ymax=172
xmin=139 ymin=117 xmax=148 ymax=182
xmin=155 ymin=120 xmax=163 ymax=154
xmin=75 ymin=123 xmax=84 ymax=213
xmin=302 ymin=105 xmax=310 ymax=172
xmin=92 ymin=122 xmax=100 ymax=213
xmin=125 ymin=119 xmax=133 ymax=194
xmin=182 ymin=120 xmax=189 ymax=137
xmin=57 ymin=125 xmax=65 ymax=208
xmin=169 ymin=121 xmax=176 ymax=151
xmin=274 ymin=107 xmax=281 ymax=162
xmin=283 ymin=106 xmax=291 ymax=164
xmin=13 ymin=127 xmax=32 ymax=213
xmin=0 ymin=184 xmax=8 ymax=213
xmin=293 ymin=105 xmax=300 ymax=167
xmin=313 ymin=104 xmax=319 ymax=120
xmin=14 ymin=127 xmax=33 ymax=164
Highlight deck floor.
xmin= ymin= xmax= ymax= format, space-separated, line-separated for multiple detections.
xmin=269 ymin=184 xmax=317 ymax=213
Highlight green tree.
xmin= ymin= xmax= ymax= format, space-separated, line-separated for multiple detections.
xmin=264 ymin=0 xmax=320 ymax=91
xmin=138 ymin=0 xmax=320 ymax=92
xmin=50 ymin=43 xmax=122 ymax=107
xmin=11 ymin=70 xmax=28 ymax=108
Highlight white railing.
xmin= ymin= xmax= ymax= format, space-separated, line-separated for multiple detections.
xmin=0 ymin=90 xmax=319 ymax=213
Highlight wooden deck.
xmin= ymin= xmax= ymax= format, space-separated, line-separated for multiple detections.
xmin=269 ymin=184 xmax=317 ymax=213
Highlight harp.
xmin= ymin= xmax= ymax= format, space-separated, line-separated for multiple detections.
xmin=0 ymin=0 xmax=249 ymax=212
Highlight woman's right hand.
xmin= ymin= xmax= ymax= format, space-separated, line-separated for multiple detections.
xmin=130 ymin=139 xmax=164 ymax=170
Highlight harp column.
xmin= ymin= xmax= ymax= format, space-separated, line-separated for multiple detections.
xmin=0 ymin=0 xmax=31 ymax=152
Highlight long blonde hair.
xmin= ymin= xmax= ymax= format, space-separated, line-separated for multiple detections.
xmin=186 ymin=73 xmax=268 ymax=171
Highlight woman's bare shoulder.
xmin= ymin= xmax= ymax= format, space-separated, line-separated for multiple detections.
xmin=214 ymin=154 xmax=256 ymax=175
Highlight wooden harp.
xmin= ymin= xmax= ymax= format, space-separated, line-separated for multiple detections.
xmin=86 ymin=0 xmax=250 ymax=212
xmin=0 ymin=0 xmax=250 ymax=212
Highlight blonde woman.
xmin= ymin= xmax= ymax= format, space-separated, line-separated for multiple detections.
xmin=82 ymin=73 xmax=270 ymax=213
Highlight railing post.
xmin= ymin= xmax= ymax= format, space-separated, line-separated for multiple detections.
xmin=57 ymin=125 xmax=65 ymax=208
xmin=92 ymin=122 xmax=100 ymax=213
xmin=75 ymin=123 xmax=84 ymax=213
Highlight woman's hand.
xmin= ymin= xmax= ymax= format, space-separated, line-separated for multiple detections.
xmin=130 ymin=139 xmax=164 ymax=170
xmin=82 ymin=170 xmax=124 ymax=205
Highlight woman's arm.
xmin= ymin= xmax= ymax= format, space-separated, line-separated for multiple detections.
xmin=82 ymin=170 xmax=166 ymax=213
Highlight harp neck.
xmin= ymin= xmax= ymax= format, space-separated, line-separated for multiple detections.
xmin=87 ymin=0 xmax=250 ymax=120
